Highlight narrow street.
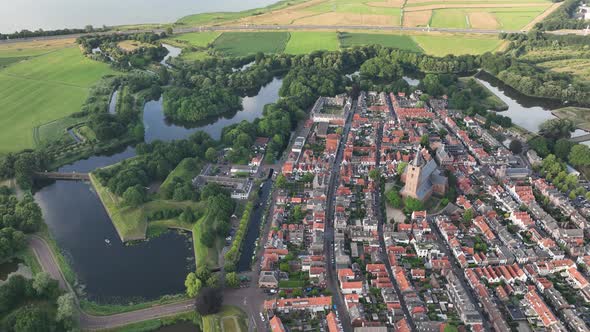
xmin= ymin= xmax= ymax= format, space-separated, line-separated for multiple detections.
xmin=373 ymin=121 xmax=417 ymax=330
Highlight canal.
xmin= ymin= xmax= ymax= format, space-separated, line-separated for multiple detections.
xmin=34 ymin=48 xmax=283 ymax=300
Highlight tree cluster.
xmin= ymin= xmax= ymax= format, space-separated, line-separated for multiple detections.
xmin=0 ymin=191 xmax=43 ymax=262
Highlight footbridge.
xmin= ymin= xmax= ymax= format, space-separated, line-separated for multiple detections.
xmin=33 ymin=172 xmax=90 ymax=181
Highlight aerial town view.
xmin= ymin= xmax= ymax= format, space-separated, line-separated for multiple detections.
xmin=0 ymin=0 xmax=590 ymax=331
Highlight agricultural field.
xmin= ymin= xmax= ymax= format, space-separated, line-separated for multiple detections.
xmin=212 ymin=32 xmax=290 ymax=56
xmin=412 ymin=34 xmax=502 ymax=55
xmin=339 ymin=32 xmax=423 ymax=52
xmin=191 ymin=0 xmax=556 ymax=31
xmin=163 ymin=32 xmax=221 ymax=48
xmin=537 ymin=58 xmax=590 ymax=82
xmin=0 ymin=46 xmax=114 ymax=154
xmin=285 ymin=31 xmax=340 ymax=54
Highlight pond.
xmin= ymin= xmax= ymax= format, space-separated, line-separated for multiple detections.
xmin=35 ymin=180 xmax=194 ymax=301
xmin=144 ymin=77 xmax=283 ymax=142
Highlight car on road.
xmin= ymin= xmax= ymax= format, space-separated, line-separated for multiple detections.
xmin=260 ymin=312 xmax=266 ymax=322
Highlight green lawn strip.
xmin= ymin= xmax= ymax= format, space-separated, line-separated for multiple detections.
xmin=492 ymin=8 xmax=548 ymax=30
xmin=285 ymin=32 xmax=340 ymax=54
xmin=177 ymin=0 xmax=309 ymax=25
xmin=412 ymin=34 xmax=501 ymax=56
xmin=179 ymin=51 xmax=212 ymax=62
xmin=79 ymin=294 xmax=188 ymax=316
xmin=306 ymin=0 xmax=402 ymax=16
xmin=339 ymin=32 xmax=423 ymax=53
xmin=192 ymin=215 xmax=221 ymax=269
xmin=103 ymin=311 xmax=197 ymax=332
xmin=0 ymin=57 xmax=26 ymax=68
xmin=279 ymin=279 xmax=306 ymax=288
xmin=213 ymin=32 xmax=290 ymax=56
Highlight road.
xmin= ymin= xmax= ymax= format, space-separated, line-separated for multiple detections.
xmin=0 ymin=24 xmax=540 ymax=46
xmin=324 ymin=102 xmax=354 ymax=332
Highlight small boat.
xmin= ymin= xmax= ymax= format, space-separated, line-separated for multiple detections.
xmin=105 ymin=239 xmax=111 ymax=245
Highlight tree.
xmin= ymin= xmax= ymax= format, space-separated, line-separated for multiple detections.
xmin=554 ymin=138 xmax=574 ymax=160
xmin=56 ymin=293 xmax=78 ymax=330
xmin=122 ymin=185 xmax=146 ymax=207
xmin=404 ymin=197 xmax=424 ymax=213
xmin=275 ymin=174 xmax=287 ymax=189
xmin=32 ymin=272 xmax=58 ymax=298
xmin=196 ymin=265 xmax=211 ymax=282
xmin=166 ymin=27 xmax=173 ymax=35
xmin=386 ymin=190 xmax=402 ymax=209
xmin=185 ymin=272 xmax=202 ymax=297
xmin=225 ymin=272 xmax=239 ymax=288
xmin=463 ymin=208 xmax=474 ymax=223
xmin=397 ymin=162 xmax=408 ymax=175
xmin=368 ymin=169 xmax=380 ymax=181
xmin=509 ymin=139 xmax=522 ymax=154
xmin=205 ymin=147 xmax=217 ymax=162
xmin=569 ymin=144 xmax=590 ymax=167
xmin=539 ymin=118 xmax=574 ymax=140
xmin=206 ymin=275 xmax=219 ymax=288
xmin=420 ymin=135 xmax=430 ymax=148
xmin=13 ymin=305 xmax=56 ymax=331
xmin=195 ymin=288 xmax=223 ymax=315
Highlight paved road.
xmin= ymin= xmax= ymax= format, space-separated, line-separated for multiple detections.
xmin=28 ymin=235 xmax=195 ymax=331
xmin=324 ymin=102 xmax=354 ymax=332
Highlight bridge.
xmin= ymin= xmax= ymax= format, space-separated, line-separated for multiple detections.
xmin=33 ymin=172 xmax=90 ymax=181
xmin=570 ymin=134 xmax=590 ymax=143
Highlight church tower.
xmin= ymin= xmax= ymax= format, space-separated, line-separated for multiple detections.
xmin=403 ymin=152 xmax=425 ymax=199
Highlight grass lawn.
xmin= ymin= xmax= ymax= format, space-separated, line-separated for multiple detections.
xmin=202 ymin=306 xmax=248 ymax=332
xmin=552 ymin=107 xmax=590 ymax=132
xmin=180 ymin=51 xmax=212 ymax=62
xmin=213 ymin=32 xmax=290 ymax=56
xmin=80 ymin=294 xmax=187 ymax=316
xmin=192 ymin=216 xmax=222 ymax=269
xmin=160 ymin=158 xmax=202 ymax=196
xmin=537 ymin=58 xmax=590 ymax=81
xmin=285 ymin=32 xmax=340 ymax=54
xmin=412 ymin=34 xmax=501 ymax=55
xmin=105 ymin=312 xmax=197 ymax=332
xmin=0 ymin=47 xmax=114 ymax=154
xmin=491 ymin=7 xmax=549 ymax=30
xmin=339 ymin=32 xmax=423 ymax=53
xmin=164 ymin=32 xmax=221 ymax=48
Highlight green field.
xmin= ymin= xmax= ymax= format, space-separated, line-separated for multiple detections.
xmin=213 ymin=32 xmax=290 ymax=56
xmin=34 ymin=116 xmax=84 ymax=147
xmin=164 ymin=32 xmax=221 ymax=48
xmin=490 ymin=7 xmax=549 ymax=30
xmin=308 ymin=0 xmax=402 ymax=16
xmin=285 ymin=32 xmax=340 ymax=54
xmin=339 ymin=32 xmax=423 ymax=52
xmin=0 ymin=47 xmax=114 ymax=154
xmin=412 ymin=35 xmax=501 ymax=56
xmin=430 ymin=9 xmax=469 ymax=29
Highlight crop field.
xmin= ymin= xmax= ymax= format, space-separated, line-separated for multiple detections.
xmin=339 ymin=33 xmax=423 ymax=52
xmin=163 ymin=32 xmax=221 ymax=48
xmin=0 ymin=47 xmax=114 ymax=154
xmin=198 ymin=0 xmax=554 ymax=30
xmin=537 ymin=58 xmax=590 ymax=81
xmin=412 ymin=34 xmax=501 ymax=55
xmin=285 ymin=32 xmax=340 ymax=54
xmin=213 ymin=32 xmax=290 ymax=56
xmin=0 ymin=38 xmax=76 ymax=58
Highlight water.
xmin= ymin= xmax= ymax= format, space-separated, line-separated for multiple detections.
xmin=161 ymin=44 xmax=182 ymax=68
xmin=403 ymin=76 xmax=420 ymax=86
xmin=237 ymin=177 xmax=273 ymax=272
xmin=144 ymin=77 xmax=283 ymax=142
xmin=0 ymin=0 xmax=280 ymax=34
xmin=35 ymin=181 xmax=194 ymax=301
xmin=476 ymin=73 xmax=564 ymax=133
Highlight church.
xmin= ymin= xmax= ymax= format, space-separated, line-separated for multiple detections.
xmin=400 ymin=148 xmax=448 ymax=202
